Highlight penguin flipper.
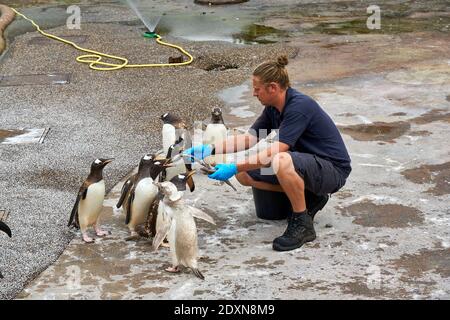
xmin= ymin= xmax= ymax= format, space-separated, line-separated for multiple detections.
xmin=192 ymin=268 xmax=205 ymax=280
xmin=68 ymin=185 xmax=88 ymax=228
xmin=147 ymin=195 xmax=162 ymax=237
xmin=0 ymin=221 xmax=11 ymax=238
xmin=187 ymin=206 xmax=216 ymax=225
xmin=116 ymin=178 xmax=133 ymax=208
xmin=152 ymin=214 xmax=172 ymax=251
xmin=125 ymin=190 xmax=135 ymax=225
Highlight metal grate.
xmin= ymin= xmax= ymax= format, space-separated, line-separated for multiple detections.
xmin=0 ymin=73 xmax=71 ymax=87
xmin=0 ymin=128 xmax=50 ymax=144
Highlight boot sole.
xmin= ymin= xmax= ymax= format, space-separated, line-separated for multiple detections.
xmin=272 ymin=234 xmax=316 ymax=252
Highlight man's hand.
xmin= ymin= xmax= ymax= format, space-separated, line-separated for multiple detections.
xmin=183 ymin=144 xmax=213 ymax=160
xmin=208 ymin=163 xmax=238 ymax=181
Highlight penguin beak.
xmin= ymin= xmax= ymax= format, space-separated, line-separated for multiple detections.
xmin=0 ymin=221 xmax=12 ymax=238
xmin=102 ymin=158 xmax=114 ymax=165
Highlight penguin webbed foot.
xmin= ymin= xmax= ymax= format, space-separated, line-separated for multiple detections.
xmin=165 ymin=266 xmax=180 ymax=273
xmin=82 ymin=234 xmax=95 ymax=243
xmin=95 ymin=227 xmax=110 ymax=237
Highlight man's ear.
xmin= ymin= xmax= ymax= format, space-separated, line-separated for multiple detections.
xmin=269 ymin=82 xmax=279 ymax=92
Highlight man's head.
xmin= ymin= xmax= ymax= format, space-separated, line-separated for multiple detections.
xmin=252 ymin=55 xmax=290 ymax=107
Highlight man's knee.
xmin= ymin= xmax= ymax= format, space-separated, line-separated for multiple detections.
xmin=272 ymin=152 xmax=294 ymax=175
xmin=235 ymin=172 xmax=254 ymax=187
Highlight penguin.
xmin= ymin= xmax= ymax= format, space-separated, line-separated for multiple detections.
xmin=160 ymin=112 xmax=188 ymax=156
xmin=117 ymin=154 xmax=171 ymax=240
xmin=160 ymin=113 xmax=195 ymax=184
xmin=152 ymin=181 xmax=215 ymax=280
xmin=203 ymin=107 xmax=228 ymax=165
xmin=145 ymin=170 xmax=196 ymax=242
xmin=0 ymin=219 xmax=12 ymax=279
xmin=68 ymin=158 xmax=113 ymax=243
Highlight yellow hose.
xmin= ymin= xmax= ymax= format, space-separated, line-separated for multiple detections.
xmin=11 ymin=8 xmax=194 ymax=71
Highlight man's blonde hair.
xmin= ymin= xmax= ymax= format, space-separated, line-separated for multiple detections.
xmin=253 ymin=55 xmax=290 ymax=89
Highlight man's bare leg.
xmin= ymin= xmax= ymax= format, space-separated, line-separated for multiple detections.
xmin=235 ymin=172 xmax=284 ymax=192
xmin=271 ymin=152 xmax=306 ymax=212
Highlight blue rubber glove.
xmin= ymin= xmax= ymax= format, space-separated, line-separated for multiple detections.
xmin=183 ymin=144 xmax=213 ymax=160
xmin=208 ymin=163 xmax=238 ymax=181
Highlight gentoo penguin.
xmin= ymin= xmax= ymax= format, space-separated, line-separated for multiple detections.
xmin=145 ymin=171 xmax=196 ymax=241
xmin=160 ymin=113 xmax=194 ymax=183
xmin=152 ymin=181 xmax=215 ymax=280
xmin=116 ymin=154 xmax=171 ymax=240
xmin=0 ymin=219 xmax=12 ymax=279
xmin=68 ymin=158 xmax=113 ymax=243
xmin=160 ymin=112 xmax=188 ymax=155
xmin=203 ymin=107 xmax=227 ymax=165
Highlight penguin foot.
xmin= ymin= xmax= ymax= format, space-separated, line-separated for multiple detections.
xmin=95 ymin=229 xmax=110 ymax=237
xmin=165 ymin=266 xmax=180 ymax=273
xmin=82 ymin=234 xmax=95 ymax=243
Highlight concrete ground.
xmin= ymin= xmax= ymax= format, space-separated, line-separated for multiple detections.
xmin=1 ymin=0 xmax=449 ymax=299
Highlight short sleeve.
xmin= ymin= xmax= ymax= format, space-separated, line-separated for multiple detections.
xmin=278 ymin=106 xmax=312 ymax=148
xmin=249 ymin=108 xmax=272 ymax=139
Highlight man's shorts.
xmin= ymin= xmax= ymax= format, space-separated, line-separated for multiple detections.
xmin=247 ymin=152 xmax=349 ymax=196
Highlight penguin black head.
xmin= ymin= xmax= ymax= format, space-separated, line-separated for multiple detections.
xmin=90 ymin=158 xmax=114 ymax=174
xmin=150 ymin=158 xmax=173 ymax=180
xmin=211 ymin=107 xmax=224 ymax=124
xmin=170 ymin=171 xmax=196 ymax=192
xmin=160 ymin=112 xmax=186 ymax=129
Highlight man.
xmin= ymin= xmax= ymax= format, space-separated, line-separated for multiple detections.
xmin=184 ymin=55 xmax=351 ymax=252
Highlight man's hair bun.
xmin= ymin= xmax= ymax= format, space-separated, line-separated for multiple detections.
xmin=276 ymin=55 xmax=288 ymax=68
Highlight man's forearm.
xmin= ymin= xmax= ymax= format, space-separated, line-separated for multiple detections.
xmin=236 ymin=142 xmax=290 ymax=173
xmin=214 ymin=134 xmax=257 ymax=155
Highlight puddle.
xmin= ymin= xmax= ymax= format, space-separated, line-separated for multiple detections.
xmin=0 ymin=73 xmax=71 ymax=86
xmin=401 ymin=162 xmax=450 ymax=196
xmin=390 ymin=248 xmax=450 ymax=278
xmin=339 ymin=200 xmax=424 ymax=228
xmin=410 ymin=109 xmax=450 ymax=125
xmin=338 ymin=121 xmax=411 ymax=142
xmin=0 ymin=128 xmax=49 ymax=144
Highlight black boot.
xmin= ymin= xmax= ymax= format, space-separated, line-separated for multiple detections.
xmin=306 ymin=192 xmax=329 ymax=221
xmin=273 ymin=211 xmax=316 ymax=252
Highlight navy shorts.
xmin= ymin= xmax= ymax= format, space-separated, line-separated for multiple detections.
xmin=247 ymin=152 xmax=349 ymax=196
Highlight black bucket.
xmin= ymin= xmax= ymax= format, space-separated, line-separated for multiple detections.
xmin=252 ymin=187 xmax=293 ymax=220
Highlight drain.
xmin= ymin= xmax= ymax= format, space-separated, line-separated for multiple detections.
xmin=0 ymin=73 xmax=71 ymax=87
xmin=29 ymin=35 xmax=88 ymax=45
xmin=0 ymin=128 xmax=50 ymax=144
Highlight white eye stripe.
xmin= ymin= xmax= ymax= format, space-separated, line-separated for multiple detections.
xmin=163 ymin=113 xmax=168 ymax=118
xmin=178 ymin=174 xmax=185 ymax=179
xmin=154 ymin=161 xmax=161 ymax=165
xmin=144 ymin=155 xmax=152 ymax=160
xmin=94 ymin=159 xmax=101 ymax=164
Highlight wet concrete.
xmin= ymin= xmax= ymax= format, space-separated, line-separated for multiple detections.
xmin=338 ymin=200 xmax=424 ymax=229
xmin=338 ymin=121 xmax=411 ymax=142
xmin=401 ymin=162 xmax=450 ymax=196
xmin=1 ymin=0 xmax=449 ymax=300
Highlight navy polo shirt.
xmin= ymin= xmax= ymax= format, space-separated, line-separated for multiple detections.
xmin=249 ymin=87 xmax=352 ymax=175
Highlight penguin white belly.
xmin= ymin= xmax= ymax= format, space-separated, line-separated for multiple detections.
xmin=78 ymin=180 xmax=105 ymax=229
xmin=173 ymin=211 xmax=199 ymax=268
xmin=162 ymin=124 xmax=177 ymax=155
xmin=129 ymin=178 xmax=158 ymax=227
xmin=204 ymin=124 xmax=227 ymax=164
xmin=165 ymin=158 xmax=186 ymax=181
